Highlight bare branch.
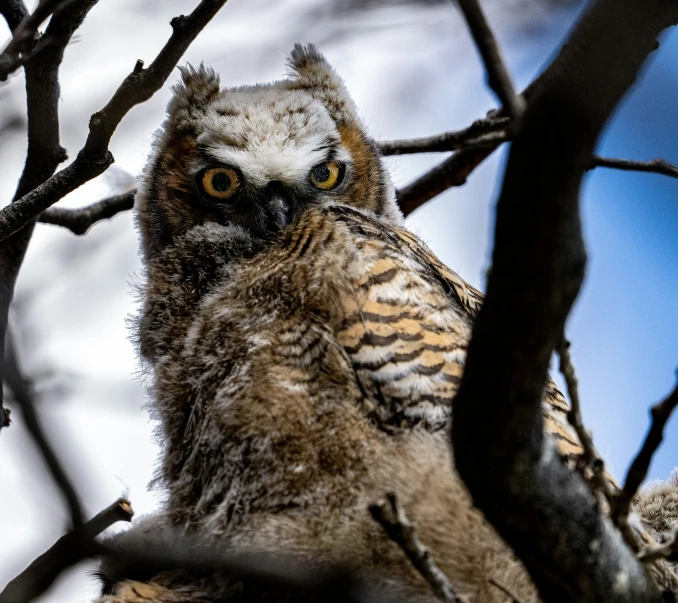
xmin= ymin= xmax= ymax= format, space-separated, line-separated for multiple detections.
xmin=556 ymin=336 xmax=618 ymax=494
xmin=454 ymin=0 xmax=524 ymax=120
xmin=0 ymin=0 xmax=76 ymax=81
xmin=0 ymin=0 xmax=229 ymax=244
xmin=2 ymin=329 xmax=84 ymax=529
xmin=451 ymin=0 xmax=678 ymax=601
xmin=0 ymin=498 xmax=134 ymax=603
xmin=0 ymin=0 xmax=28 ymax=32
xmin=591 ymin=156 xmax=678 ymax=179
xmin=39 ymin=191 xmax=135 ymax=235
xmin=612 ymin=379 xmax=678 ymax=541
xmin=0 ymin=0 xmax=97 ymax=427
xmin=370 ymin=492 xmax=462 ymax=603
xmin=379 ymin=117 xmax=509 ymax=156
xmin=396 ymin=146 xmax=497 ymax=216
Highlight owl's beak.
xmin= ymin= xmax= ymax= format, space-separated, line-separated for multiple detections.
xmin=268 ymin=194 xmax=291 ymax=230
xmin=263 ymin=181 xmax=301 ymax=232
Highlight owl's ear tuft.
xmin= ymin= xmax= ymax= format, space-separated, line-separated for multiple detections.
xmin=167 ymin=63 xmax=220 ymax=126
xmin=287 ymin=44 xmax=360 ymax=124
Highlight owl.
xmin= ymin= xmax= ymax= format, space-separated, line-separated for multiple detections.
xmin=98 ymin=45 xmax=678 ymax=602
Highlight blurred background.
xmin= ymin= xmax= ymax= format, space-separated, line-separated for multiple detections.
xmin=0 ymin=0 xmax=676 ymax=601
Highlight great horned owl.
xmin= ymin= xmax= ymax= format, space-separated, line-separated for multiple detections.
xmin=99 ymin=45 xmax=676 ymax=602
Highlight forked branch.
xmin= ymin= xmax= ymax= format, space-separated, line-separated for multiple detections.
xmin=0 ymin=499 xmax=134 ymax=603
xmin=0 ymin=0 xmax=229 ymax=244
xmin=39 ymin=191 xmax=135 ymax=235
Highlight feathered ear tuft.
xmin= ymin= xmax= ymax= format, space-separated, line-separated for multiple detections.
xmin=166 ymin=63 xmax=221 ymax=127
xmin=287 ymin=43 xmax=360 ymax=124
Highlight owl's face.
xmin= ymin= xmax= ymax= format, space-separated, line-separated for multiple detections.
xmin=136 ymin=44 xmax=400 ymax=261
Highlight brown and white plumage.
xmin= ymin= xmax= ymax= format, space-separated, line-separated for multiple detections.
xmin=99 ymin=45 xmax=676 ymax=602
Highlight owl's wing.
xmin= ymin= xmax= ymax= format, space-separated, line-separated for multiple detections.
xmin=327 ymin=206 xmax=584 ymax=466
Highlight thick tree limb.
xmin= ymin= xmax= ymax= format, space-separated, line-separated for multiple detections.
xmin=0 ymin=0 xmax=229 ymax=245
xmin=612 ymin=380 xmax=678 ymax=543
xmin=451 ymin=0 xmax=678 ymax=602
xmin=0 ymin=498 xmax=133 ymax=603
xmin=454 ymin=0 xmax=523 ymax=120
xmin=39 ymin=190 xmax=135 ymax=235
xmin=0 ymin=0 xmax=28 ymax=31
xmin=0 ymin=0 xmax=98 ymax=428
xmin=370 ymin=492 xmax=462 ymax=603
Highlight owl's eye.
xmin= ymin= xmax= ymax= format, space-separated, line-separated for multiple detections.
xmin=309 ymin=161 xmax=343 ymax=190
xmin=199 ymin=167 xmax=241 ymax=201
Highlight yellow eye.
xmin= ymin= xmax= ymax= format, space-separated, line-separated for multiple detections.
xmin=309 ymin=161 xmax=343 ymax=190
xmin=200 ymin=167 xmax=240 ymax=200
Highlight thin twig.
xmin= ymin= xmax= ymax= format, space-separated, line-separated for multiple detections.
xmin=454 ymin=0 xmax=524 ymax=120
xmin=612 ymin=379 xmax=678 ymax=542
xmin=369 ymin=492 xmax=463 ymax=603
xmin=591 ymin=156 xmax=678 ymax=179
xmin=488 ymin=578 xmax=522 ymax=603
xmin=0 ymin=498 xmax=134 ymax=603
xmin=2 ymin=328 xmax=84 ymax=529
xmin=555 ymin=337 xmax=615 ymax=487
xmin=0 ymin=0 xmax=76 ymax=81
xmin=0 ymin=0 xmax=229 ymax=244
xmin=39 ymin=190 xmax=135 ymax=235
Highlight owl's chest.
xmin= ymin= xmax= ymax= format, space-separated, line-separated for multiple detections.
xmin=331 ymin=240 xmax=472 ymax=433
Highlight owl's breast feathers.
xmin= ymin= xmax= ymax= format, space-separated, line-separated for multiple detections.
xmin=271 ymin=205 xmax=583 ymax=463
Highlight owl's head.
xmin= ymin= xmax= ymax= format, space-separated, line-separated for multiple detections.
xmin=136 ymin=44 xmax=401 ymax=261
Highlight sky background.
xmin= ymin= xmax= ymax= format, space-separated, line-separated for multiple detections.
xmin=0 ymin=1 xmax=676 ymax=601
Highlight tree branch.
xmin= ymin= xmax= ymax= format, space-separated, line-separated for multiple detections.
xmin=0 ymin=0 xmax=229 ymax=244
xmin=591 ymin=156 xmax=678 ymax=179
xmin=378 ymin=116 xmax=509 ymax=156
xmin=0 ymin=0 xmax=77 ymax=81
xmin=454 ymin=0 xmax=523 ymax=120
xmin=0 ymin=498 xmax=134 ymax=603
xmin=612 ymin=379 xmax=678 ymax=543
xmin=2 ymin=329 xmax=84 ymax=530
xmin=370 ymin=492 xmax=462 ymax=603
xmin=451 ymin=0 xmax=678 ymax=601
xmin=0 ymin=0 xmax=28 ymax=31
xmin=38 ymin=191 xmax=135 ymax=235
xmin=0 ymin=0 xmax=98 ymax=429
xmin=396 ymin=146 xmax=498 ymax=216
